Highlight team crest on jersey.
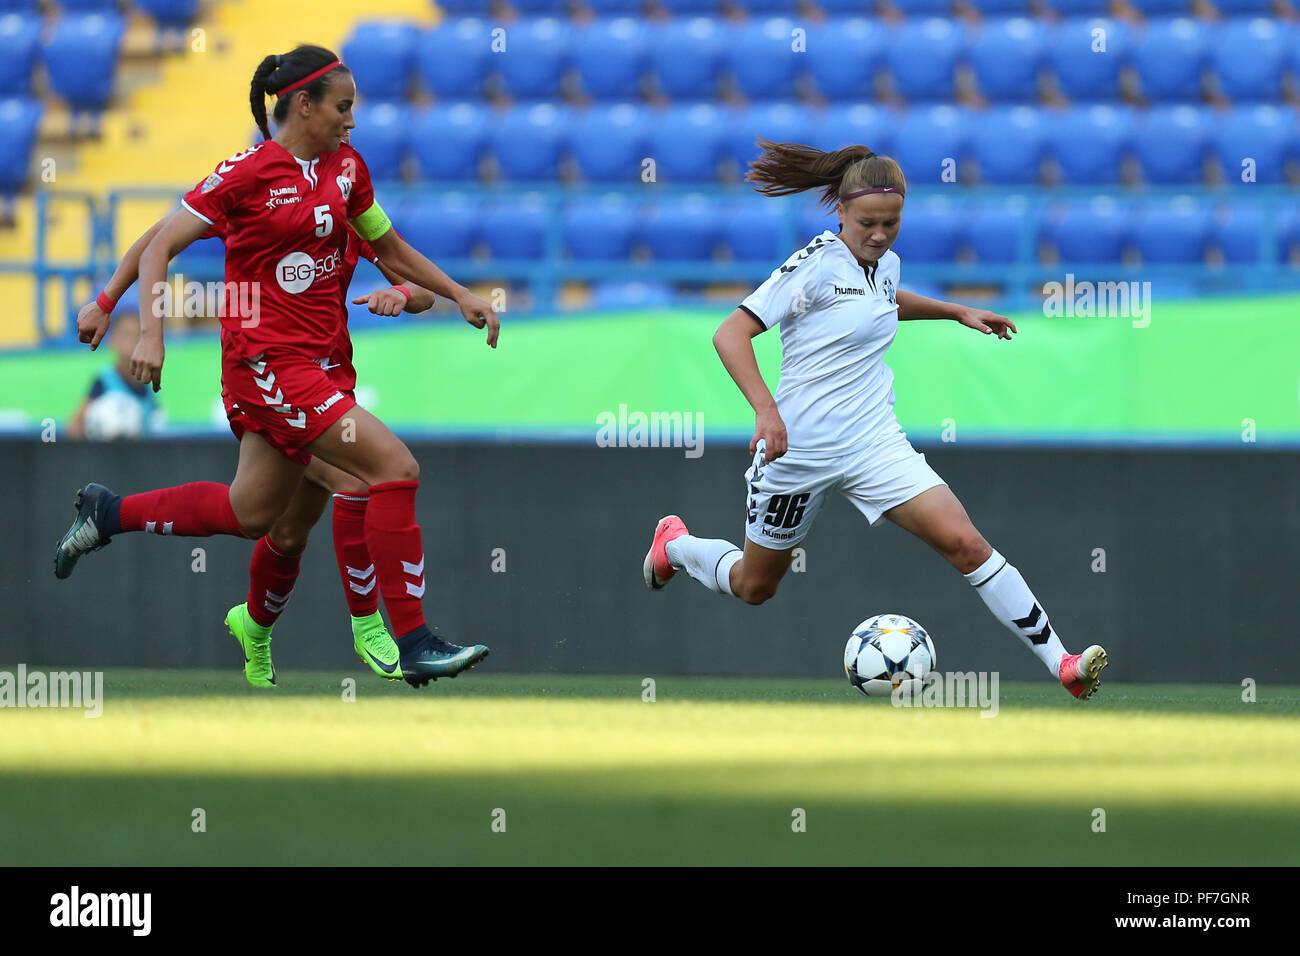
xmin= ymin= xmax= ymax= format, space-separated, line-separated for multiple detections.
xmin=882 ymin=276 xmax=896 ymax=306
xmin=336 ymin=175 xmax=352 ymax=201
xmin=200 ymin=173 xmax=223 ymax=194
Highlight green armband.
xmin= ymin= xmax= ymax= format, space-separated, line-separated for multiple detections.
xmin=349 ymin=201 xmax=392 ymax=242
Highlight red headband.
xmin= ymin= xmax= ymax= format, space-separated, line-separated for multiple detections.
xmin=273 ymin=60 xmax=342 ymax=98
xmin=840 ymin=187 xmax=902 ymax=200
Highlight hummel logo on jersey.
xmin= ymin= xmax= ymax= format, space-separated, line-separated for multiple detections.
xmin=834 ymin=285 xmax=866 ymax=296
xmin=265 ymin=185 xmax=301 ymax=211
xmin=313 ymin=391 xmax=345 ymax=415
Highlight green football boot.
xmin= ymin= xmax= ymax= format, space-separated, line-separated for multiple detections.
xmin=225 ymin=603 xmax=276 ymax=687
xmin=352 ymin=611 xmax=402 ymax=680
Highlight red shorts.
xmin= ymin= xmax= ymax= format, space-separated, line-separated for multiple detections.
xmin=222 ymin=347 xmax=357 ymax=464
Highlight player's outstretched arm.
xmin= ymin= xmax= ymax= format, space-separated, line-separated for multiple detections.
xmin=896 ymin=289 xmax=1016 ymax=339
xmin=134 ymin=210 xmax=209 ymax=392
xmin=352 ymin=258 xmax=436 ymax=315
xmin=78 ymin=213 xmax=174 ymax=350
xmin=367 ymin=229 xmax=499 ymax=348
xmin=714 ymin=308 xmax=787 ymax=463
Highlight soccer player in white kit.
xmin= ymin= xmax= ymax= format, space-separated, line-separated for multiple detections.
xmin=642 ymin=141 xmax=1109 ymax=699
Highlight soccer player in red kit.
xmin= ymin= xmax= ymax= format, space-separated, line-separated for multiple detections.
xmin=75 ymin=195 xmax=435 ymax=684
xmin=54 ymin=45 xmax=499 ymax=688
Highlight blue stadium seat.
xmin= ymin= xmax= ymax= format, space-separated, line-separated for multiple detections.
xmin=809 ymin=103 xmax=897 ymax=158
xmin=641 ymin=195 xmax=718 ymax=261
xmin=890 ymin=105 xmax=970 ymax=185
xmin=0 ymin=1 xmax=38 ymax=10
xmin=648 ymin=18 xmax=725 ymax=100
xmin=1042 ymin=0 xmax=1111 ymax=11
xmin=418 ymin=19 xmax=490 ymax=100
xmin=0 ymin=96 xmax=40 ymax=191
xmin=410 ymin=102 xmax=489 ymax=181
xmin=805 ymin=19 xmax=883 ymax=102
xmin=1127 ymin=0 xmax=1193 ymax=13
xmin=724 ymin=102 xmax=816 ymax=176
xmin=659 ymin=0 xmax=722 ymax=11
xmin=510 ymin=0 xmax=569 ymax=12
xmin=488 ymin=104 xmax=570 ymax=181
xmin=585 ymin=0 xmax=646 ymax=12
xmin=342 ymin=21 xmax=416 ymax=102
xmin=1132 ymin=17 xmax=1206 ymax=102
xmin=816 ymin=0 xmax=878 ymax=10
xmin=721 ymin=200 xmax=789 ymax=262
xmin=1049 ymin=18 xmax=1131 ymax=101
xmin=562 ymin=194 xmax=638 ymax=261
xmin=58 ymin=0 xmax=119 ymax=10
xmin=392 ymin=193 xmax=479 ymax=259
xmin=572 ymin=18 xmax=646 ymax=100
xmin=569 ymin=103 xmax=650 ymax=182
xmin=135 ymin=0 xmax=201 ymax=27
xmin=591 ymin=280 xmax=675 ymax=310
xmin=1212 ymin=105 xmax=1298 ymax=186
xmin=969 ymin=17 xmax=1048 ymax=103
xmin=962 ymin=199 xmax=1029 ymax=264
xmin=1134 ymin=105 xmax=1210 ymax=183
xmin=349 ymin=102 xmax=410 ymax=181
xmin=890 ymin=197 xmax=962 ymax=262
xmin=1210 ymin=0 xmax=1276 ymax=11
xmin=726 ymin=18 xmax=802 ymax=100
xmin=1042 ymin=198 xmax=1128 ymax=262
xmin=1210 ymin=18 xmax=1287 ymax=101
xmin=730 ymin=0 xmax=801 ymax=12
xmin=1281 ymin=206 xmax=1300 ymax=263
xmin=1211 ymin=204 xmax=1262 ymax=264
xmin=886 ymin=18 xmax=965 ymax=101
xmin=43 ymin=13 xmax=125 ymax=109
xmin=971 ymin=107 xmax=1045 ymax=184
xmin=496 ymin=18 xmax=570 ymax=100
xmin=481 ymin=194 xmax=549 ymax=259
xmin=891 ymin=0 xmax=954 ymax=13
xmin=1048 ymin=105 xmax=1134 ymax=184
xmin=0 ymin=13 xmax=41 ymax=97
xmin=1133 ymin=197 xmax=1210 ymax=263
xmin=966 ymin=0 xmax=1034 ymax=13
xmin=645 ymin=104 xmax=725 ymax=182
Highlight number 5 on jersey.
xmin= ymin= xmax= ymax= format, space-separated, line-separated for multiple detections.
xmin=314 ymin=204 xmax=333 ymax=237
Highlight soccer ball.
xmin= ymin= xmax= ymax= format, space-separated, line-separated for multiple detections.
xmin=844 ymin=614 xmax=937 ymax=698
xmin=83 ymin=392 xmax=145 ymax=440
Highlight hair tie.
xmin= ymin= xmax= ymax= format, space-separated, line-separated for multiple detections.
xmin=273 ymin=60 xmax=342 ymax=98
xmin=840 ymin=186 xmax=901 ymax=200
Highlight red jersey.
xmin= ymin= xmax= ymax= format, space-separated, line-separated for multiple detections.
xmin=181 ymin=140 xmax=378 ymax=358
xmin=199 ymin=215 xmax=377 ymax=390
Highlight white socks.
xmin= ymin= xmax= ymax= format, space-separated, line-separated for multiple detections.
xmin=666 ymin=535 xmax=743 ymax=596
xmin=965 ymin=549 xmax=1067 ymax=676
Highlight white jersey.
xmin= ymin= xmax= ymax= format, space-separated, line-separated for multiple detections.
xmin=740 ymin=230 xmax=902 ymax=457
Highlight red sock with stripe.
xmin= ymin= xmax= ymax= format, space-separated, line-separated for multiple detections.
xmin=364 ymin=480 xmax=427 ymax=638
xmin=331 ymin=494 xmax=379 ymax=617
xmin=246 ymin=536 xmax=303 ymax=628
xmin=117 ymin=482 xmax=249 ymax=537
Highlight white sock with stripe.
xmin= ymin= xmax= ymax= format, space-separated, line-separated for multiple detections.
xmin=666 ymin=535 xmax=743 ymax=596
xmin=965 ymin=549 xmax=1067 ymax=676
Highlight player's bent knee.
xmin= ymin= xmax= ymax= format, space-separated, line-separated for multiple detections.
xmin=737 ymin=577 xmax=780 ymax=605
xmin=268 ymin=523 xmax=310 ymax=553
xmin=330 ymin=473 xmax=370 ymax=497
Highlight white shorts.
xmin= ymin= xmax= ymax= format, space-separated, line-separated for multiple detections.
xmin=743 ymin=428 xmax=946 ymax=550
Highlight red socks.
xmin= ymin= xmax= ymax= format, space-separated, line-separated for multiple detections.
xmin=364 ymin=480 xmax=427 ymax=637
xmin=118 ymin=482 xmax=248 ymax=537
xmin=331 ymin=494 xmax=379 ymax=618
xmin=246 ymin=536 xmax=303 ymax=628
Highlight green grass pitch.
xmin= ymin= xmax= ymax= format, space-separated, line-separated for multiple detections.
xmin=2 ymin=670 xmax=1297 ymax=865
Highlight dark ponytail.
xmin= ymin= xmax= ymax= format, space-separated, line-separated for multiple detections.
xmin=747 ymin=139 xmax=907 ymax=208
xmin=249 ymin=44 xmax=349 ymax=141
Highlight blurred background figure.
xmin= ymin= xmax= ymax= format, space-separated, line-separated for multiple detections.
xmin=67 ymin=313 xmax=163 ymax=440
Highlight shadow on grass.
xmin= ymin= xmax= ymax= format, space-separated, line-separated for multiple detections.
xmin=1 ymin=768 xmax=1295 ymax=866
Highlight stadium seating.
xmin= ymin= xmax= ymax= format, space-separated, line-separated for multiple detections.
xmin=410 ymin=102 xmax=488 ymax=181
xmin=1049 ymin=18 xmax=1131 ymax=101
xmin=1040 ymin=198 xmax=1129 ymax=263
xmin=886 ymin=18 xmax=965 ymax=101
xmin=647 ymin=18 xmax=725 ymax=100
xmin=480 ymin=194 xmax=550 ymax=259
xmin=1133 ymin=197 xmax=1211 ymax=263
xmin=969 ymin=106 xmax=1046 ymax=184
xmin=1210 ymin=18 xmax=1288 ymax=101
xmin=0 ymin=95 xmax=41 ymax=192
xmin=569 ymin=103 xmax=650 ymax=182
xmin=42 ymin=13 xmax=125 ymax=109
xmin=1131 ymin=17 xmax=1207 ymax=102
xmin=1134 ymin=106 xmax=1211 ymax=184
xmin=640 ymin=195 xmax=718 ymax=261
xmin=1048 ymin=105 xmax=1133 ymax=185
xmin=889 ymin=197 xmax=963 ymax=263
xmin=809 ymin=104 xmax=896 ymax=157
xmin=723 ymin=102 xmax=815 ymax=176
xmin=804 ymin=19 xmax=883 ymax=102
xmin=962 ymin=199 xmax=1030 ymax=264
xmin=135 ymin=0 xmax=200 ymax=27
xmin=571 ymin=18 xmax=647 ymax=100
xmin=496 ymin=18 xmax=570 ymax=100
xmin=1212 ymin=106 xmax=1299 ymax=187
xmin=562 ymin=194 xmax=638 ymax=261
xmin=890 ymin=106 xmax=968 ymax=185
xmin=348 ymin=101 xmax=410 ymax=181
xmin=968 ymin=17 xmax=1048 ymax=102
xmin=1213 ymin=204 xmax=1263 ymax=264
xmin=342 ymin=20 xmax=416 ymax=102
xmin=645 ymin=103 xmax=725 ymax=182
xmin=418 ymin=18 xmax=490 ymax=100
xmin=720 ymin=199 xmax=788 ymax=262
xmin=392 ymin=194 xmax=478 ymax=259
xmin=0 ymin=12 xmax=41 ymax=97
xmin=726 ymin=17 xmax=801 ymax=100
